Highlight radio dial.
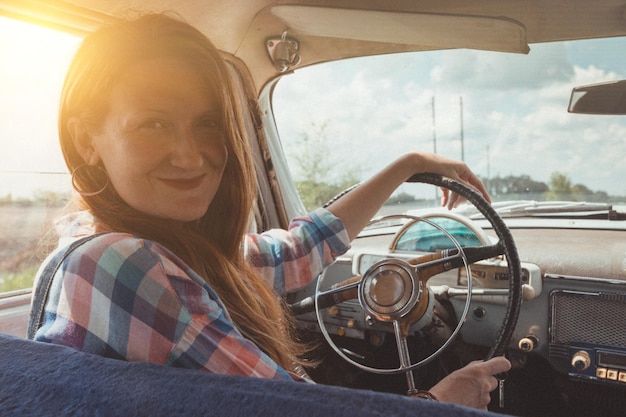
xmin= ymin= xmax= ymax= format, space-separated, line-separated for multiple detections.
xmin=518 ymin=335 xmax=538 ymax=352
xmin=571 ymin=350 xmax=591 ymax=370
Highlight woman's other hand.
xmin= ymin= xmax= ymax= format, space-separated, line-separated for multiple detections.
xmin=427 ymin=356 xmax=511 ymax=410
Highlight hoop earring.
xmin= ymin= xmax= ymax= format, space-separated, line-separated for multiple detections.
xmin=71 ymin=164 xmax=109 ymax=197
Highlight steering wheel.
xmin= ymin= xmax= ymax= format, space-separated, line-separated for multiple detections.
xmin=310 ymin=173 xmax=523 ymax=394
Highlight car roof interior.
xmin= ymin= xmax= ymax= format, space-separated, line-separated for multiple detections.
xmin=3 ymin=0 xmax=626 ymax=92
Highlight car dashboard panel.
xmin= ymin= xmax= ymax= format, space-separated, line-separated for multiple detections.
xmin=293 ymin=211 xmax=626 ymax=395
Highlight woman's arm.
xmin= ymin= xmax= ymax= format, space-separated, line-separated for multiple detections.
xmin=246 ymin=209 xmax=350 ymax=294
xmin=247 ymin=152 xmax=489 ymax=294
xmin=325 ymin=152 xmax=490 ymax=240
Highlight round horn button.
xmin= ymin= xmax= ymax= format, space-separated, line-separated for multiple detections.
xmin=370 ymin=271 xmax=405 ymax=306
xmin=360 ymin=260 xmax=419 ymax=319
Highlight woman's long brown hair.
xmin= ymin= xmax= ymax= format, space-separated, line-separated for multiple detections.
xmin=58 ymin=13 xmax=306 ymax=371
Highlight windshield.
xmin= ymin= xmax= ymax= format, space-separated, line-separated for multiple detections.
xmin=272 ymin=37 xmax=626 ymax=217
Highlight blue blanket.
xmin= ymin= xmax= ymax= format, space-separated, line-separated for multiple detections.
xmin=0 ymin=333 xmax=506 ymax=416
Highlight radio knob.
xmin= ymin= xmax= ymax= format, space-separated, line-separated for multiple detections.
xmin=571 ymin=351 xmax=591 ymax=370
xmin=518 ymin=335 xmax=538 ymax=352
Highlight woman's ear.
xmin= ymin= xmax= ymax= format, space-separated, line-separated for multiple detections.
xmin=66 ymin=117 xmax=101 ymax=165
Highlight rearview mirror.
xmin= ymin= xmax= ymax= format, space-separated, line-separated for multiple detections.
xmin=568 ymin=80 xmax=626 ymax=115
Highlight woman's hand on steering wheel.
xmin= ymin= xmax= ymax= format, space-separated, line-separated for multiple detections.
xmin=410 ymin=152 xmax=492 ymax=209
xmin=427 ymin=356 xmax=511 ymax=410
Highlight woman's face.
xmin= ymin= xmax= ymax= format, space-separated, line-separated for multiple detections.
xmin=87 ymin=58 xmax=228 ymax=222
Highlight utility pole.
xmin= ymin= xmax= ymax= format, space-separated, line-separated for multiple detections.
xmin=432 ymin=97 xmax=438 ymax=204
xmin=486 ymin=144 xmax=491 ymax=194
xmin=460 ymin=96 xmax=464 ymax=161
xmin=431 ymin=96 xmax=437 ymax=154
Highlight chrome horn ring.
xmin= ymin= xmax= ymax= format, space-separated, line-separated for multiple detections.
xmin=359 ymin=258 xmax=422 ymax=322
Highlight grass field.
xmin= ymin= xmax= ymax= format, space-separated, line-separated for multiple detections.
xmin=0 ymin=205 xmax=63 ymax=292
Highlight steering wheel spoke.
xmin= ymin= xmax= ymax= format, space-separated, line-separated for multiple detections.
xmin=318 ymin=277 xmax=360 ymax=305
xmin=407 ymin=250 xmax=465 ymax=284
xmin=409 ymin=242 xmax=504 ymax=279
xmin=392 ymin=320 xmax=421 ymax=393
xmin=289 ymin=276 xmax=360 ymax=315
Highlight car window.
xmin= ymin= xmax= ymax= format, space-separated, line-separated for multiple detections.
xmin=272 ymin=38 xmax=626 ymax=216
xmin=0 ymin=16 xmax=81 ymax=292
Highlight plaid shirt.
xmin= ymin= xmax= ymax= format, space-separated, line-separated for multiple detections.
xmin=33 ymin=208 xmax=350 ymax=381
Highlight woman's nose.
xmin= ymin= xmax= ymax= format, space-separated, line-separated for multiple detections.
xmin=169 ymin=129 xmax=204 ymax=169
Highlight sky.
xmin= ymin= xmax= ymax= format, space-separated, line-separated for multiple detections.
xmin=1 ymin=16 xmax=626 ymax=200
xmin=272 ymin=37 xmax=626 ymax=198
xmin=0 ymin=17 xmax=81 ymax=199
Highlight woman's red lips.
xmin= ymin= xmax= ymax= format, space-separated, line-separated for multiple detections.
xmin=160 ymin=175 xmax=205 ymax=190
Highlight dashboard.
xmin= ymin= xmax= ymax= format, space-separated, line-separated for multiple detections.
xmin=291 ymin=210 xmax=626 ymax=397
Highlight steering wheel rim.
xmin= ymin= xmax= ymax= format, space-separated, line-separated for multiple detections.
xmin=409 ymin=173 xmax=523 ymax=360
xmin=313 ymin=172 xmax=522 ymax=374
xmin=315 ymin=215 xmax=474 ymax=374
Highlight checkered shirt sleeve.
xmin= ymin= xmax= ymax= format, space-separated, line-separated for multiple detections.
xmin=245 ymin=208 xmax=350 ymax=294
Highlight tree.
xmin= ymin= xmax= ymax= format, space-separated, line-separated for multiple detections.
xmin=296 ymin=179 xmax=359 ymax=210
xmin=291 ymin=122 xmax=333 ymax=186
xmin=549 ymin=172 xmax=572 ymax=193
xmin=483 ymin=174 xmax=548 ymax=198
xmin=33 ymin=190 xmax=69 ymax=207
xmin=288 ymin=121 xmax=361 ymax=211
xmin=483 ymin=172 xmax=620 ymax=202
xmin=546 ymin=171 xmax=572 ymax=200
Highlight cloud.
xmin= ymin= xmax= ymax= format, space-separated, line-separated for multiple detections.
xmin=273 ymin=38 xmax=626 ymax=198
xmin=431 ymin=43 xmax=574 ymax=90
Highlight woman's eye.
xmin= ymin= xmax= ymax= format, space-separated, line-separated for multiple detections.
xmin=197 ymin=118 xmax=221 ymax=130
xmin=139 ymin=120 xmax=166 ymax=130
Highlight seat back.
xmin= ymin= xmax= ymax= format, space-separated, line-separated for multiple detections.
xmin=0 ymin=333 xmax=503 ymax=417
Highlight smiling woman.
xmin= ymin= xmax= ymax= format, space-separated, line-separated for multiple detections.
xmin=68 ymin=57 xmax=229 ymax=222
xmin=0 ymin=16 xmax=81 ymax=293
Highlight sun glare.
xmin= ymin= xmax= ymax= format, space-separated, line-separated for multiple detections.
xmin=0 ymin=16 xmax=80 ymax=84
xmin=0 ymin=15 xmax=82 ymax=197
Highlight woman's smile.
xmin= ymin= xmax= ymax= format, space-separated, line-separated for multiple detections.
xmin=159 ymin=174 xmax=207 ymax=191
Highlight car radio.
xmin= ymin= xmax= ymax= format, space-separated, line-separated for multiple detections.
xmin=550 ymin=289 xmax=626 ymax=385
xmin=569 ymin=343 xmax=626 ymax=385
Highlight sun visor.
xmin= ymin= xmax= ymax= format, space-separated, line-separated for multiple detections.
xmin=271 ymin=6 xmax=530 ymax=54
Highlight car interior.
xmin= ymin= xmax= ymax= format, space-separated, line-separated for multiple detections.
xmin=1 ymin=1 xmax=625 ymax=416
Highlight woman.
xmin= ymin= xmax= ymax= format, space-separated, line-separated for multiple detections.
xmin=33 ymin=12 xmax=509 ymax=410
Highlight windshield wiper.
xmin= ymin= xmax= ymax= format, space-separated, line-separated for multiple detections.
xmin=463 ymin=200 xmax=626 ymax=220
